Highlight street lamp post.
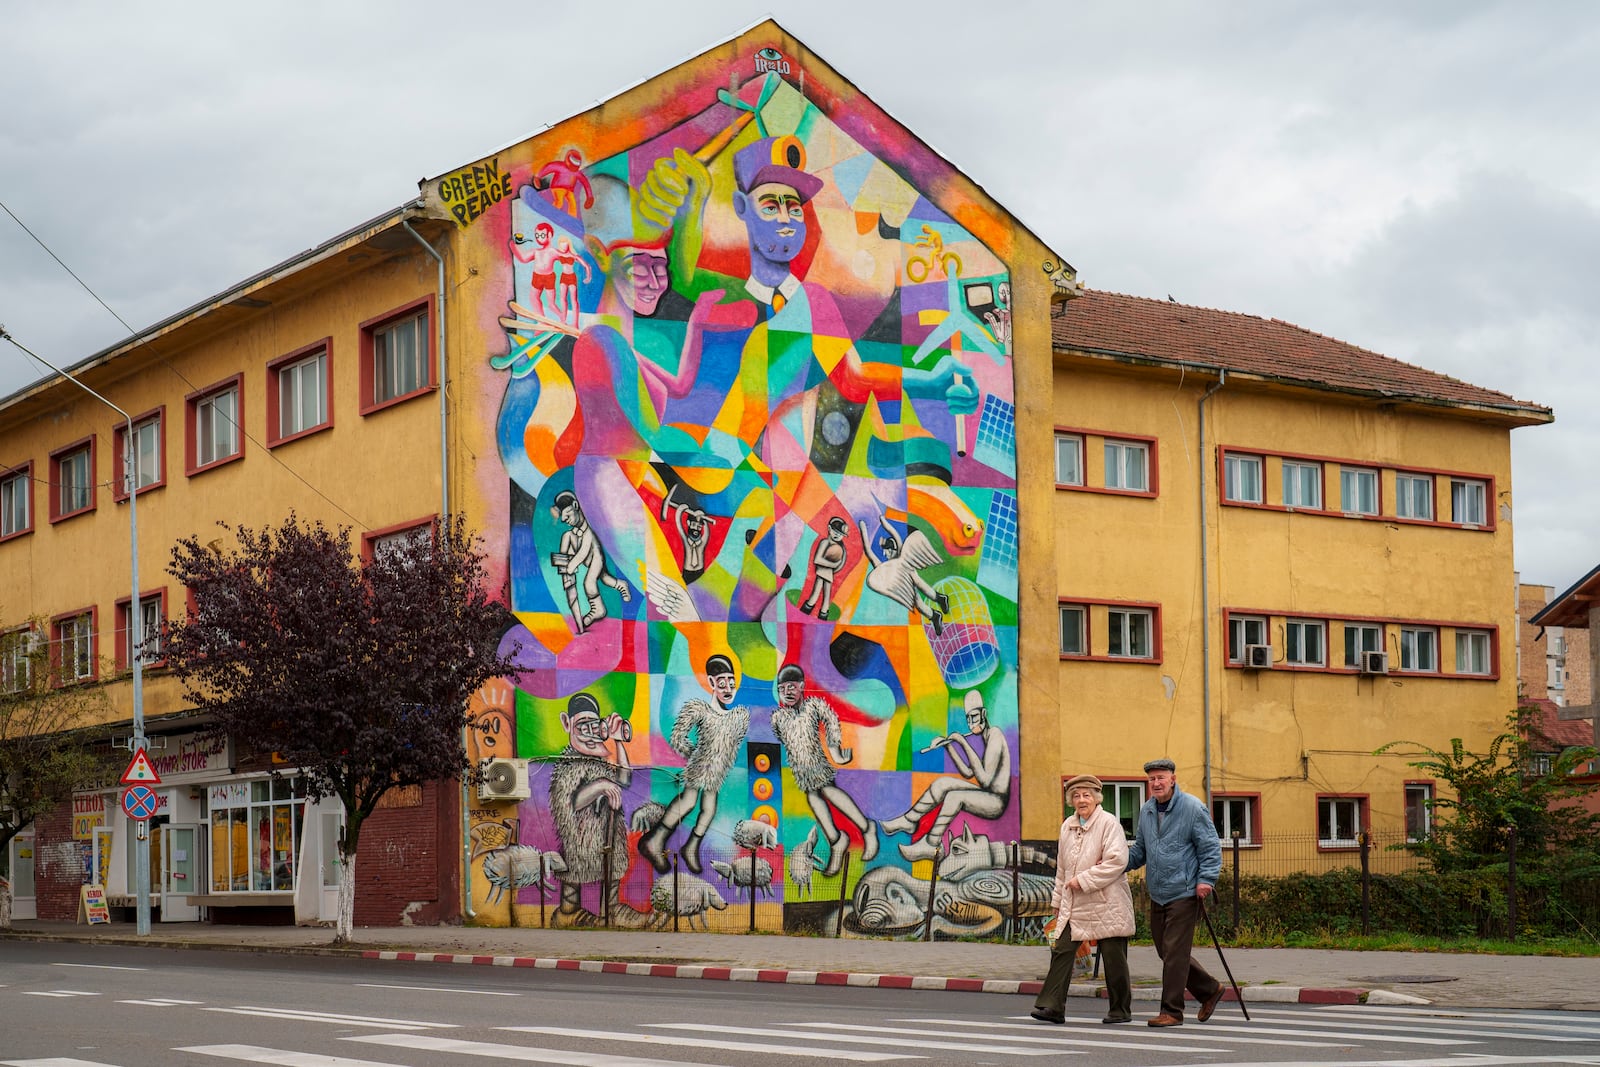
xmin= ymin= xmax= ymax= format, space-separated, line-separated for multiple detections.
xmin=1 ymin=328 xmax=151 ymax=935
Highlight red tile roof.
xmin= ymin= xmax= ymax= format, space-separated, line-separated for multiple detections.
xmin=1052 ymin=290 xmax=1551 ymax=424
xmin=1523 ymin=698 xmax=1596 ymax=749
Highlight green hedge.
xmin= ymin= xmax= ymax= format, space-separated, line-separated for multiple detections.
xmin=1128 ymin=869 xmax=1600 ymax=940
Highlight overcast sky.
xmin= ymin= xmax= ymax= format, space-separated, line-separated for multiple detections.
xmin=3 ymin=1 xmax=1595 ymax=594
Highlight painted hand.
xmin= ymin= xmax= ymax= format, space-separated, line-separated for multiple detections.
xmin=638 ymin=147 xmax=711 ymax=230
xmin=903 ymin=355 xmax=979 ymax=415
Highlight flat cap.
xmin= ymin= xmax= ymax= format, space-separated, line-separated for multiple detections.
xmin=1143 ymin=758 xmax=1177 ymax=773
xmin=1063 ymin=773 xmax=1103 ymax=794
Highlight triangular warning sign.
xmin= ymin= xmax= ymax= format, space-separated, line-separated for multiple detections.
xmin=119 ymin=746 xmax=162 ymax=786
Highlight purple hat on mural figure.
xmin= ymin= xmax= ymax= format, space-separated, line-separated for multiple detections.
xmin=733 ymin=135 xmax=824 ymax=201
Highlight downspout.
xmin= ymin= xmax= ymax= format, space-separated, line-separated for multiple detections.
xmin=1198 ymin=370 xmax=1227 ymax=808
xmin=402 ymin=219 xmax=474 ymax=918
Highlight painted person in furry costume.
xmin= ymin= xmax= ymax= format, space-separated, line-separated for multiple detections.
xmin=548 ymin=692 xmax=645 ymax=926
xmin=771 ymin=663 xmax=877 ymax=876
xmin=638 ymin=654 xmax=750 ymax=874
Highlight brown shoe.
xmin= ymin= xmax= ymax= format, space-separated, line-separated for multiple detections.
xmin=1147 ymin=1013 xmax=1183 ymax=1027
xmin=1197 ymin=986 xmax=1225 ymax=1023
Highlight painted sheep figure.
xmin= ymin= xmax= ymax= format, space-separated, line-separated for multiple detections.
xmin=649 ymin=872 xmax=727 ymax=930
xmin=788 ymin=824 xmax=819 ymax=898
xmin=480 ymin=846 xmax=566 ymax=905
xmin=710 ymin=856 xmax=775 ymax=900
xmin=731 ymin=818 xmax=778 ymax=851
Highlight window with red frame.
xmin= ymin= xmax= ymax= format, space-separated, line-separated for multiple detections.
xmin=116 ymin=593 xmax=165 ymax=670
xmin=50 ymin=438 xmax=96 ymax=520
xmin=52 ymin=611 xmax=96 ymax=684
xmin=1 ymin=464 xmax=32 ymax=539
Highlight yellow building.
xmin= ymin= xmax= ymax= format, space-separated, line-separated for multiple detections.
xmin=1050 ymin=290 xmax=1550 ymax=872
xmin=1 ymin=21 xmax=1072 ymax=931
xmin=1 ymin=21 xmax=1548 ymax=930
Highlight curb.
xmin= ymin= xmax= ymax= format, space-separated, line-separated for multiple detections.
xmin=359 ymin=950 xmax=1409 ymax=1004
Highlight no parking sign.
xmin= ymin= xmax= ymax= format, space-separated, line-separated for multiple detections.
xmin=122 ymin=784 xmax=159 ymax=820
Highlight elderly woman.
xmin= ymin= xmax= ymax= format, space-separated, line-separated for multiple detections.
xmin=1030 ymin=773 xmax=1135 ymax=1025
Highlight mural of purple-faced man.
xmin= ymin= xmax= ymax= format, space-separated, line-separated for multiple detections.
xmin=731 ymin=135 xmax=823 ymax=294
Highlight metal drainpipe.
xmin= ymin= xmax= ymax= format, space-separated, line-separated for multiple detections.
xmin=1198 ymin=369 xmax=1227 ymax=808
xmin=401 ymin=219 xmax=473 ymax=917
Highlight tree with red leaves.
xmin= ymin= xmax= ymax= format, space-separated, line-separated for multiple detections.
xmin=164 ymin=513 xmax=516 ymax=942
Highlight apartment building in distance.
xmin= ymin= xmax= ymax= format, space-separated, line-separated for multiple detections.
xmin=1049 ymin=291 xmax=1551 ymax=868
xmin=1519 ymin=579 xmax=1592 ymax=709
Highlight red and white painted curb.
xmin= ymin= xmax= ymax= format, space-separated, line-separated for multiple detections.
xmin=359 ymin=950 xmax=1426 ymax=1005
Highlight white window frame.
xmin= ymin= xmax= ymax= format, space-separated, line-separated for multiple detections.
xmin=279 ymin=349 xmax=328 ymax=438
xmin=1223 ymin=453 xmax=1263 ymax=504
xmin=1404 ymin=783 xmax=1433 ymax=843
xmin=1399 ymin=626 xmax=1438 ymax=672
xmin=374 ymin=311 xmax=428 ymax=405
xmin=1059 ymin=604 xmax=1086 ymax=656
xmin=1054 ymin=434 xmax=1083 ymax=486
xmin=124 ymin=597 xmax=162 ymax=668
xmin=195 ymin=385 xmax=239 ymax=467
xmin=1101 ymin=781 xmax=1145 ymax=839
xmin=1284 ymin=619 xmax=1326 ymax=667
xmin=1106 ymin=608 xmax=1153 ymax=659
xmin=56 ymin=614 xmax=94 ymax=683
xmin=57 ymin=446 xmax=91 ymax=516
xmin=1450 ymin=478 xmax=1487 ymax=526
xmin=1395 ymin=472 xmax=1433 ymax=520
xmin=0 ymin=469 xmax=29 ymax=536
xmin=1318 ymin=797 xmax=1362 ymax=847
xmin=1339 ymin=466 xmax=1378 ymax=516
xmin=2 ymin=630 xmax=34 ymax=692
xmin=1213 ymin=796 xmax=1255 ymax=845
xmin=1103 ymin=439 xmax=1149 ymax=492
xmin=1343 ymin=622 xmax=1383 ymax=668
xmin=126 ymin=416 xmax=161 ymax=493
xmin=1455 ymin=629 xmax=1492 ymax=675
xmin=1227 ymin=615 xmax=1267 ymax=663
xmin=1282 ymin=460 xmax=1322 ymax=509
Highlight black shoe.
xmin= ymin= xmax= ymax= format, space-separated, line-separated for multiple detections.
xmin=1101 ymin=1014 xmax=1132 ymax=1024
xmin=1029 ymin=1009 xmax=1065 ymax=1025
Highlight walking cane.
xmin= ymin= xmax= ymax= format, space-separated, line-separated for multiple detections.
xmin=1200 ymin=895 xmax=1249 ymax=1020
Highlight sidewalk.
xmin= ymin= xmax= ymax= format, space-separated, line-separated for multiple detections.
xmin=5 ymin=919 xmax=1597 ymax=1012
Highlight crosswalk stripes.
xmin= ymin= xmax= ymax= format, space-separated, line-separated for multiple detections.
xmin=496 ymin=1025 xmax=913 ymax=1061
xmin=7 ymin=1004 xmax=1600 ymax=1067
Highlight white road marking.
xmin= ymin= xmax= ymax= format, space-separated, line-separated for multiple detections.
xmin=793 ymin=1019 xmax=1233 ymax=1053
xmin=3 ymin=1059 xmax=124 ymax=1067
xmin=647 ymin=1020 xmax=1064 ymax=1057
xmin=204 ymin=1006 xmax=456 ymax=1030
xmin=1035 ymin=1015 xmax=1475 ymax=1046
xmin=358 ymin=1032 xmax=776 ymax=1066
xmin=354 ymin=982 xmax=520 ymax=996
xmin=50 ymin=963 xmax=145 ymax=972
xmin=1209 ymin=1006 xmax=1598 ymax=1041
xmin=21 ymin=991 xmax=101 ymax=998
xmin=180 ymin=1046 xmax=410 ymax=1066
xmin=1174 ymin=1057 xmax=1600 ymax=1067
xmin=901 ymin=1016 xmax=1349 ymax=1048
xmin=1253 ymin=1005 xmax=1600 ymax=1036
xmin=499 ymin=1025 xmax=921 ymax=1062
xmin=117 ymin=998 xmax=204 ymax=1006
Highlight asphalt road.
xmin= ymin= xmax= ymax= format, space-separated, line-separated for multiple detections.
xmin=3 ymin=941 xmax=1599 ymax=1067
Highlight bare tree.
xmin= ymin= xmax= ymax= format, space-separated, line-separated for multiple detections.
xmin=163 ymin=513 xmax=516 ymax=942
xmin=0 ymin=620 xmax=114 ymax=929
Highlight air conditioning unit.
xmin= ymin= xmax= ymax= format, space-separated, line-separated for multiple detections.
xmin=477 ymin=757 xmax=531 ymax=801
xmin=1243 ymin=644 xmax=1273 ymax=670
xmin=1360 ymin=650 xmax=1390 ymax=676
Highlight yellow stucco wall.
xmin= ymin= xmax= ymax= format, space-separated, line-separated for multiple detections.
xmin=1051 ymin=355 xmax=1521 ymax=862
xmin=0 ymin=242 xmax=447 ymax=729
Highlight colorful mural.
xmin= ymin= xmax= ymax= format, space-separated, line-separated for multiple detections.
xmin=471 ymin=46 xmax=1025 ymax=935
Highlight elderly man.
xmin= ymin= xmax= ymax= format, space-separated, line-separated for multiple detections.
xmin=1125 ymin=758 xmax=1224 ymax=1027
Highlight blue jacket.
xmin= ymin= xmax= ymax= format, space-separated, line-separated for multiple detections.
xmin=1125 ymin=785 xmax=1222 ymax=905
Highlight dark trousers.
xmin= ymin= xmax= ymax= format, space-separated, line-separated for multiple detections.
xmin=1149 ymin=895 xmax=1221 ymax=1018
xmin=1034 ymin=936 xmax=1131 ymax=1019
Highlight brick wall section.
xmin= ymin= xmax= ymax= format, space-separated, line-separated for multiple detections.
xmin=32 ymin=800 xmax=83 ymax=921
xmin=1567 ymin=628 xmax=1593 ymax=708
xmin=1517 ymin=584 xmax=1550 ymax=701
xmin=351 ymin=779 xmax=462 ymax=926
